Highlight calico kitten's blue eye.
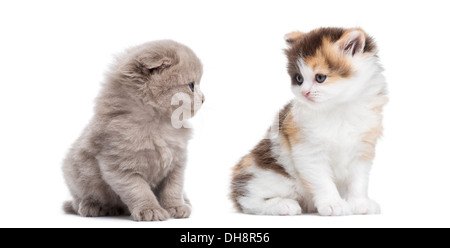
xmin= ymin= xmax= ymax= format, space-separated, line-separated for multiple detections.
xmin=315 ymin=74 xmax=327 ymax=83
xmin=295 ymin=74 xmax=303 ymax=85
xmin=188 ymin=82 xmax=195 ymax=92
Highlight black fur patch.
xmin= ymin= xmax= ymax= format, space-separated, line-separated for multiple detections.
xmin=230 ymin=172 xmax=253 ymax=212
xmin=286 ymin=27 xmax=376 ymax=60
xmin=251 ymin=139 xmax=290 ymax=178
xmin=285 ymin=27 xmax=377 ymax=80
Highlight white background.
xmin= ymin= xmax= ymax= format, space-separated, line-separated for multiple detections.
xmin=1 ymin=0 xmax=449 ymax=228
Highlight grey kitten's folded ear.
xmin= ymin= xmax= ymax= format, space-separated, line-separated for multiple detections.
xmin=284 ymin=31 xmax=304 ymax=45
xmin=138 ymin=52 xmax=174 ymax=73
xmin=119 ymin=52 xmax=174 ymax=79
xmin=336 ymin=28 xmax=366 ymax=56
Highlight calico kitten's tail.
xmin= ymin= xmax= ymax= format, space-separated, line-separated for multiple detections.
xmin=63 ymin=200 xmax=77 ymax=215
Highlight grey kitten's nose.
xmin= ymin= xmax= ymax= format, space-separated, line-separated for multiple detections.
xmin=202 ymin=95 xmax=205 ymax=104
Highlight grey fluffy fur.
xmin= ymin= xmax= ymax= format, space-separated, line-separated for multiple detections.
xmin=62 ymin=40 xmax=204 ymax=221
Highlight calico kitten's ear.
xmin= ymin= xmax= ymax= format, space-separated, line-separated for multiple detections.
xmin=285 ymin=31 xmax=304 ymax=45
xmin=337 ymin=28 xmax=366 ymax=56
xmin=120 ymin=52 xmax=173 ymax=79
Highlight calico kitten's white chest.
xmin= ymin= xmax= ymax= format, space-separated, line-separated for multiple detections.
xmin=294 ymin=103 xmax=377 ymax=173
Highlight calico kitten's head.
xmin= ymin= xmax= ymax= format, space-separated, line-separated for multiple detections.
xmin=285 ymin=27 xmax=380 ymax=106
xmin=115 ymin=40 xmax=204 ymax=117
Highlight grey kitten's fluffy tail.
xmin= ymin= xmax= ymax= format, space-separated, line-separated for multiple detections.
xmin=63 ymin=201 xmax=77 ymax=214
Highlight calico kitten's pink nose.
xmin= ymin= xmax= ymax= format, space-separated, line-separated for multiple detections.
xmin=302 ymin=91 xmax=310 ymax=98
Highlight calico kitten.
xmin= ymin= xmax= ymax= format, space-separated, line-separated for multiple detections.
xmin=231 ymin=27 xmax=388 ymax=216
xmin=62 ymin=40 xmax=204 ymax=221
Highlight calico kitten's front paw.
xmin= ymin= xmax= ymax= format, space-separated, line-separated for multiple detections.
xmin=132 ymin=207 xmax=170 ymax=221
xmin=165 ymin=204 xmax=192 ymax=219
xmin=348 ymin=198 xmax=380 ymax=215
xmin=316 ymin=199 xmax=352 ymax=216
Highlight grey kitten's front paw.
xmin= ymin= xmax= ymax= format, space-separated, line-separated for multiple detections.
xmin=132 ymin=207 xmax=170 ymax=221
xmin=165 ymin=204 xmax=191 ymax=219
xmin=78 ymin=201 xmax=102 ymax=217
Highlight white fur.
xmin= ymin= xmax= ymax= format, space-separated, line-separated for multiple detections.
xmin=239 ymin=166 xmax=301 ymax=215
xmin=238 ymin=50 xmax=387 ymax=216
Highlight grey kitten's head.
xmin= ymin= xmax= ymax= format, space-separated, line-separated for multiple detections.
xmin=114 ymin=40 xmax=204 ymax=117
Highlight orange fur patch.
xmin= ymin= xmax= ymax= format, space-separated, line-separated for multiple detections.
xmin=298 ymin=173 xmax=314 ymax=194
xmin=304 ymin=38 xmax=353 ymax=82
xmin=232 ymin=154 xmax=253 ymax=176
xmin=282 ymin=113 xmax=301 ymax=145
xmin=361 ymin=116 xmax=383 ymax=161
xmin=361 ymin=126 xmax=382 ymax=161
xmin=279 ymin=104 xmax=301 ymax=152
xmin=241 ymin=154 xmax=253 ymax=168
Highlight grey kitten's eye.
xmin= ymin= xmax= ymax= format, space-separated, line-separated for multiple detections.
xmin=295 ymin=74 xmax=303 ymax=85
xmin=315 ymin=74 xmax=327 ymax=83
xmin=188 ymin=82 xmax=195 ymax=92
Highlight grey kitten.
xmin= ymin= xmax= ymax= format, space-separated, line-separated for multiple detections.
xmin=62 ymin=40 xmax=204 ymax=221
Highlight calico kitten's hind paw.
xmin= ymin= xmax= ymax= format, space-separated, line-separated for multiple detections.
xmin=132 ymin=207 xmax=169 ymax=221
xmin=166 ymin=204 xmax=192 ymax=219
xmin=264 ymin=198 xmax=302 ymax=216
xmin=348 ymin=198 xmax=380 ymax=215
